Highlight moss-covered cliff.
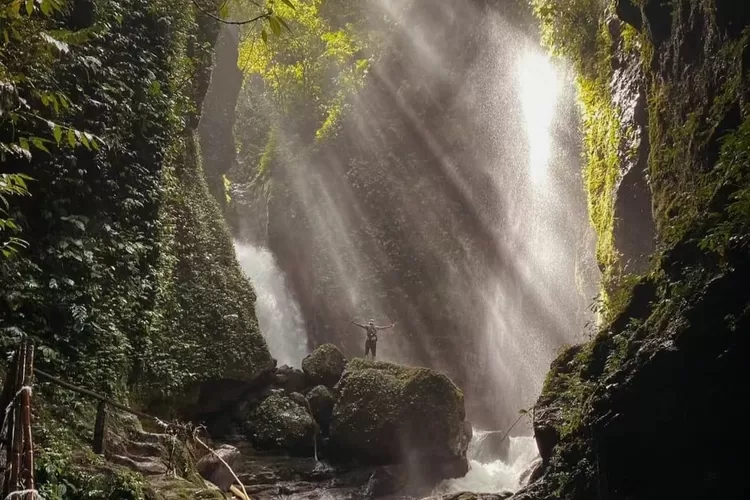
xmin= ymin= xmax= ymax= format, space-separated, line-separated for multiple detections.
xmin=1 ymin=0 xmax=271 ymax=496
xmin=521 ymin=1 xmax=750 ymax=498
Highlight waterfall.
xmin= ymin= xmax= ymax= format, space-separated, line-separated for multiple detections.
xmin=235 ymin=242 xmax=309 ymax=367
xmin=435 ymin=429 xmax=540 ymax=495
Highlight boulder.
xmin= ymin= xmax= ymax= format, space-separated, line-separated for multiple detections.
xmin=301 ymin=344 xmax=347 ymax=387
xmin=247 ymin=393 xmax=316 ymax=455
xmin=274 ymin=365 xmax=308 ymax=394
xmin=196 ymin=444 xmax=241 ymax=491
xmin=306 ymin=385 xmax=335 ymax=435
xmin=329 ymin=359 xmax=469 ymax=481
xmin=288 ymin=391 xmax=308 ymax=409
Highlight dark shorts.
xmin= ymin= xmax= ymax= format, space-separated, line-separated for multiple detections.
xmin=365 ymin=339 xmax=377 ymax=357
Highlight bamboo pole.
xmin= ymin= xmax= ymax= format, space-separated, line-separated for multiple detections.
xmin=20 ymin=344 xmax=34 ymax=499
xmin=33 ymin=369 xmax=155 ymax=422
xmin=1 ymin=348 xmax=20 ymax=496
xmin=8 ymin=341 xmax=27 ymax=495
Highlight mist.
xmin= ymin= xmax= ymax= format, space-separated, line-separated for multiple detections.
xmin=227 ymin=0 xmax=599 ymax=430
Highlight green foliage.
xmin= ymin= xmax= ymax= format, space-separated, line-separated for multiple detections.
xmin=699 ymin=112 xmax=750 ymax=253
xmin=36 ymin=449 xmax=150 ymax=500
xmin=238 ymin=0 xmax=370 ymax=141
xmin=648 ymin=25 xmax=750 ymax=251
xmin=0 ymin=173 xmax=31 ymax=257
xmin=1 ymin=0 xmax=270 ymax=416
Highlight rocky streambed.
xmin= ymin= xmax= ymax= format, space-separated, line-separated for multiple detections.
xmin=185 ymin=344 xmax=540 ymax=500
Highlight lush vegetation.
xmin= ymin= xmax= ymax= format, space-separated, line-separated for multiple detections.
xmin=1 ymin=0 xmax=283 ymax=496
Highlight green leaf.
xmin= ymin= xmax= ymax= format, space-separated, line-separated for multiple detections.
xmin=25 ymin=0 xmax=33 ymax=16
xmin=50 ymin=94 xmax=60 ymax=114
xmin=53 ymin=125 xmax=62 ymax=145
xmin=277 ymin=17 xmax=292 ymax=33
xmin=261 ymin=29 xmax=268 ymax=44
xmin=3 ymin=30 xmax=9 ymax=44
xmin=219 ymin=2 xmax=229 ymax=18
xmin=90 ymin=136 xmax=100 ymax=150
xmin=40 ymin=32 xmax=70 ymax=54
xmin=281 ymin=0 xmax=296 ymax=9
xmin=30 ymin=137 xmax=51 ymax=154
xmin=268 ymin=17 xmax=282 ymax=36
xmin=18 ymin=137 xmax=30 ymax=152
xmin=79 ymin=132 xmax=91 ymax=150
xmin=67 ymin=128 xmax=76 ymax=148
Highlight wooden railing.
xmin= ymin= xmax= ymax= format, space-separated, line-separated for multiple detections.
xmin=0 ymin=339 xmax=250 ymax=500
xmin=0 ymin=339 xmax=36 ymax=499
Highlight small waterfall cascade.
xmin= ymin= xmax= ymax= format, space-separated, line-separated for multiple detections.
xmin=234 ymin=242 xmax=309 ymax=367
xmin=435 ymin=428 xmax=540 ymax=495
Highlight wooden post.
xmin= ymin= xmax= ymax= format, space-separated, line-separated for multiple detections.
xmin=8 ymin=341 xmax=27 ymax=495
xmin=20 ymin=343 xmax=34 ymax=499
xmin=7 ymin=341 xmax=26 ymax=496
xmin=93 ymin=400 xmax=107 ymax=455
xmin=0 ymin=347 xmax=19 ymax=496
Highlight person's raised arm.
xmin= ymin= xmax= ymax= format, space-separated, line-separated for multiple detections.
xmin=351 ymin=319 xmax=367 ymax=330
xmin=376 ymin=322 xmax=396 ymax=330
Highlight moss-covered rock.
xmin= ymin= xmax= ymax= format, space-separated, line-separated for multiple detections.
xmin=301 ymin=344 xmax=347 ymax=387
xmin=248 ymin=393 xmax=316 ymax=455
xmin=306 ymin=384 xmax=335 ymax=435
xmin=329 ymin=359 xmax=469 ymax=480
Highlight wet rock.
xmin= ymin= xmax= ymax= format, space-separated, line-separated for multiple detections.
xmin=148 ymin=475 xmax=226 ymax=500
xmin=609 ymin=17 xmax=656 ymax=276
xmin=426 ymin=493 xmax=512 ymax=500
xmin=274 ymin=365 xmax=308 ymax=393
xmin=364 ymin=465 xmax=407 ymax=498
xmin=109 ymin=454 xmax=167 ymax=475
xmin=288 ymin=391 xmax=309 ymax=408
xmin=301 ymin=344 xmax=347 ymax=387
xmin=307 ymin=385 xmax=335 ymax=435
xmin=196 ymin=444 xmax=241 ymax=491
xmin=329 ymin=359 xmax=469 ymax=482
xmin=248 ymin=393 xmax=316 ymax=455
xmin=533 ymin=345 xmax=582 ymax=465
xmin=519 ymin=457 xmax=543 ymax=487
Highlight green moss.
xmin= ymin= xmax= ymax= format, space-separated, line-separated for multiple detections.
xmin=330 ymin=360 xmax=465 ymax=463
xmin=648 ymin=27 xmax=750 ymax=250
xmin=534 ymin=0 xmax=635 ymax=317
xmin=301 ymin=343 xmax=347 ymax=386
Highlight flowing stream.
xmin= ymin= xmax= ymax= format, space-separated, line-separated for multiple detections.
xmin=436 ymin=430 xmax=539 ymax=495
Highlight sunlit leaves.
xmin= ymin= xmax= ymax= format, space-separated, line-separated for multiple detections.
xmin=40 ymin=32 xmax=70 ymax=54
xmin=238 ymin=0 xmax=368 ymax=138
xmin=268 ymin=16 xmax=282 ymax=36
xmin=0 ymin=173 xmax=32 ymax=259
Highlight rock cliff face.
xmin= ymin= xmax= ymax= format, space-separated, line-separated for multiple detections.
xmin=521 ymin=1 xmax=750 ymax=499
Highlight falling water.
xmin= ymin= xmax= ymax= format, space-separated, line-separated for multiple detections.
xmin=234 ymin=242 xmax=309 ymax=367
xmin=233 ymin=0 xmax=598 ymax=433
xmin=436 ymin=430 xmax=539 ymax=495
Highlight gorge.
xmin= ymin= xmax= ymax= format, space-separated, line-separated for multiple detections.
xmin=1 ymin=0 xmax=749 ymax=499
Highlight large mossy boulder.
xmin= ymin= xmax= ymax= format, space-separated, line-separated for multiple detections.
xmin=329 ymin=359 xmax=469 ymax=481
xmin=301 ymin=344 xmax=347 ymax=387
xmin=247 ymin=393 xmax=316 ymax=455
